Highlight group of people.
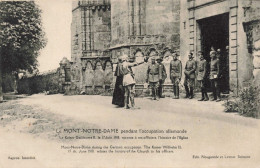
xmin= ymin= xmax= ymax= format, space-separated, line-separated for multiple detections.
xmin=179 ymin=50 xmax=221 ymax=102
xmin=112 ymin=49 xmax=222 ymax=110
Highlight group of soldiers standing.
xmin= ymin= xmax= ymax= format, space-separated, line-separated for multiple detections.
xmin=112 ymin=48 xmax=223 ymax=110
xmin=146 ymin=49 xmax=222 ymax=102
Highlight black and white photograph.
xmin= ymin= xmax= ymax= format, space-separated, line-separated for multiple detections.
xmin=0 ymin=0 xmax=260 ymax=167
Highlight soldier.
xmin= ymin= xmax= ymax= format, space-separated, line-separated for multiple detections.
xmin=157 ymin=56 xmax=167 ymax=98
xmin=209 ymin=51 xmax=221 ymax=102
xmin=170 ymin=52 xmax=182 ymax=99
xmin=121 ymin=54 xmax=148 ymax=109
xmin=184 ymin=52 xmax=196 ymax=99
xmin=197 ymin=51 xmax=209 ymax=101
xmin=146 ymin=56 xmax=160 ymax=100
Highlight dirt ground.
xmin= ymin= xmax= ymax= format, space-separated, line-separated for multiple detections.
xmin=0 ymin=94 xmax=259 ymax=168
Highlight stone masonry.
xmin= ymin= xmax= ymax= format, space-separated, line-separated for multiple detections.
xmin=61 ymin=0 xmax=259 ymax=95
xmin=66 ymin=0 xmax=180 ymax=94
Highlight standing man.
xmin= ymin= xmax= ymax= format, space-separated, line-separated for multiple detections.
xmin=209 ymin=51 xmax=221 ymax=102
xmin=197 ymin=51 xmax=209 ymax=101
xmin=157 ymin=56 xmax=167 ymax=98
xmin=170 ymin=52 xmax=182 ymax=99
xmin=184 ymin=53 xmax=196 ymax=99
xmin=146 ymin=56 xmax=160 ymax=100
xmin=121 ymin=54 xmax=148 ymax=109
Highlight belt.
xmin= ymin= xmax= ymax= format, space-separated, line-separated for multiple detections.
xmin=150 ymin=73 xmax=159 ymax=75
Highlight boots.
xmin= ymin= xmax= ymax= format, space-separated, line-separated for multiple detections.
xmin=176 ymin=85 xmax=179 ymax=99
xmin=130 ymin=96 xmax=140 ymax=109
xmin=158 ymin=87 xmax=161 ymax=98
xmin=152 ymin=88 xmax=155 ymax=100
xmin=130 ymin=96 xmax=135 ymax=107
xmin=173 ymin=86 xmax=176 ymax=99
xmin=216 ymin=88 xmax=221 ymax=102
xmin=185 ymin=85 xmax=190 ymax=98
xmin=189 ymin=87 xmax=194 ymax=99
xmin=198 ymin=92 xmax=204 ymax=101
xmin=155 ymin=89 xmax=159 ymax=101
xmin=198 ymin=88 xmax=205 ymax=101
xmin=158 ymin=86 xmax=165 ymax=98
xmin=204 ymin=91 xmax=209 ymax=101
xmin=211 ymin=89 xmax=217 ymax=101
xmin=124 ymin=96 xmax=130 ymax=109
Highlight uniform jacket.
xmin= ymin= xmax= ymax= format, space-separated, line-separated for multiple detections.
xmin=170 ymin=59 xmax=182 ymax=79
xmin=147 ymin=63 xmax=160 ymax=82
xmin=184 ymin=59 xmax=196 ymax=79
xmin=197 ymin=59 xmax=207 ymax=81
xmin=158 ymin=63 xmax=167 ymax=81
xmin=210 ymin=59 xmax=219 ymax=80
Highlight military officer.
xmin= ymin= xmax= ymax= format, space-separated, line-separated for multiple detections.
xmin=170 ymin=52 xmax=182 ymax=99
xmin=197 ymin=51 xmax=209 ymax=101
xmin=209 ymin=51 xmax=221 ymax=102
xmin=157 ymin=56 xmax=167 ymax=98
xmin=184 ymin=52 xmax=196 ymax=99
xmin=146 ymin=56 xmax=161 ymax=100
xmin=121 ymin=54 xmax=148 ymax=109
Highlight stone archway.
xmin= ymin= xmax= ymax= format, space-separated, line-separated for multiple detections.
xmin=103 ymin=61 xmax=113 ymax=89
xmin=85 ymin=62 xmax=94 ymax=93
xmin=94 ymin=62 xmax=104 ymax=93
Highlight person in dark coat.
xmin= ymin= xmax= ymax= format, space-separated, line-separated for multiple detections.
xmin=112 ymin=57 xmax=125 ymax=107
xmin=184 ymin=52 xmax=196 ymax=99
xmin=197 ymin=51 xmax=209 ymax=101
xmin=157 ymin=56 xmax=167 ymax=98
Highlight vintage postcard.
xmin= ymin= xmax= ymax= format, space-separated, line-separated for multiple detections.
xmin=0 ymin=0 xmax=260 ymax=167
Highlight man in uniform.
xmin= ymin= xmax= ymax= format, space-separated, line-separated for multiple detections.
xmin=170 ymin=52 xmax=182 ymax=99
xmin=197 ymin=51 xmax=209 ymax=101
xmin=184 ymin=52 xmax=196 ymax=99
xmin=120 ymin=54 xmax=148 ymax=109
xmin=209 ymin=51 xmax=221 ymax=102
xmin=157 ymin=56 xmax=167 ymax=98
xmin=146 ymin=56 xmax=160 ymax=100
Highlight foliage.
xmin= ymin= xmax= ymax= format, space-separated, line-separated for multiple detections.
xmin=0 ymin=1 xmax=47 ymax=74
xmin=17 ymin=71 xmax=59 ymax=95
xmin=224 ymin=85 xmax=260 ymax=119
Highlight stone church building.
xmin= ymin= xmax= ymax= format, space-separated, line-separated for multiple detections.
xmin=59 ymin=0 xmax=260 ymax=95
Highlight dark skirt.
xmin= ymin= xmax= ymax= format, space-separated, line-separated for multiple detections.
xmin=112 ymin=76 xmax=124 ymax=107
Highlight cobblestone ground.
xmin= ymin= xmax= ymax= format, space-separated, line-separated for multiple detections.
xmin=0 ymin=94 xmax=259 ymax=168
